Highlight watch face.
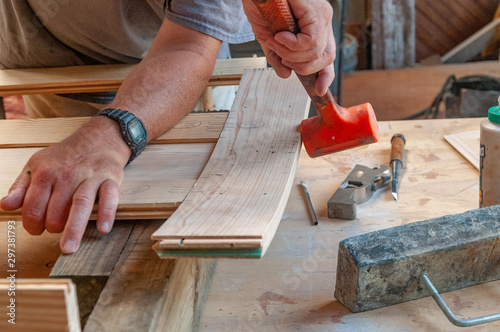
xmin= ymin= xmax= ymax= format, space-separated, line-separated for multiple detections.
xmin=128 ymin=119 xmax=147 ymax=143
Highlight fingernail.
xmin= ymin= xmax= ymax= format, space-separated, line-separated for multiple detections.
xmin=282 ymin=60 xmax=294 ymax=69
xmin=62 ymin=240 xmax=77 ymax=254
xmin=267 ymin=43 xmax=276 ymax=52
xmin=100 ymin=222 xmax=111 ymax=233
xmin=1 ymin=192 xmax=11 ymax=202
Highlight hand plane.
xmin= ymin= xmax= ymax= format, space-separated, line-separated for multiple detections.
xmin=328 ymin=164 xmax=390 ymax=220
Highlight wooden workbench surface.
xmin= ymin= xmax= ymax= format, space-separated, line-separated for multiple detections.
xmin=1 ymin=117 xmax=498 ymax=331
xmin=199 ymin=117 xmax=500 ymax=331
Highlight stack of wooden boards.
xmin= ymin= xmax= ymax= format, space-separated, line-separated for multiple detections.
xmin=0 ymin=58 xmax=265 ymax=96
xmin=0 ymin=279 xmax=80 ymax=332
xmin=0 ymin=58 xmax=310 ymax=259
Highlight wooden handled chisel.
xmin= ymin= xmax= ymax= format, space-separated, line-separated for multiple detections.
xmin=390 ymin=134 xmax=406 ymax=200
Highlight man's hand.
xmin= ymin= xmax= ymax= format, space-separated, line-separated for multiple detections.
xmin=243 ymin=0 xmax=336 ymax=96
xmin=0 ymin=17 xmax=222 ymax=255
xmin=0 ymin=117 xmax=130 ymax=254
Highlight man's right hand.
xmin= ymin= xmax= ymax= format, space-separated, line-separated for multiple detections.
xmin=243 ymin=0 xmax=336 ymax=97
xmin=0 ymin=116 xmax=130 ymax=254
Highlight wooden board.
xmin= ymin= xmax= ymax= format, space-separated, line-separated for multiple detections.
xmin=0 ymin=57 xmax=267 ymax=97
xmin=0 ymin=111 xmax=227 ymax=221
xmin=49 ymin=220 xmax=136 ymax=326
xmin=442 ymin=17 xmax=500 ymax=63
xmin=152 ymin=68 xmax=310 ymax=258
xmin=415 ymin=0 xmax=499 ymax=61
xmin=0 ymin=279 xmax=80 ymax=332
xmin=444 ymin=129 xmax=480 ymax=170
xmin=0 ymin=143 xmax=215 ymax=221
xmin=371 ymin=0 xmax=415 ymax=69
xmin=149 ymin=258 xmax=216 ymax=331
xmin=83 ymin=220 xmax=216 ymax=332
xmin=0 ymin=112 xmax=227 ymax=148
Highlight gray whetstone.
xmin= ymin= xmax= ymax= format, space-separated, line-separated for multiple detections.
xmin=334 ymin=205 xmax=500 ymax=312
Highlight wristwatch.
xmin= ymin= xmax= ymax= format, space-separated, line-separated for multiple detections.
xmin=95 ymin=108 xmax=147 ymax=165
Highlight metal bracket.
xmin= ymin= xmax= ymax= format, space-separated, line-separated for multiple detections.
xmin=328 ymin=164 xmax=390 ymax=220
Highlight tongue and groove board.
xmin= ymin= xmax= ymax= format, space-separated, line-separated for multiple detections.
xmin=0 ymin=279 xmax=80 ymax=332
xmin=0 ymin=112 xmax=227 ymax=148
xmin=152 ymin=68 xmax=310 ymax=258
xmin=0 ymin=143 xmax=215 ymax=222
xmin=0 ymin=111 xmax=228 ymax=221
xmin=0 ymin=57 xmax=267 ymax=96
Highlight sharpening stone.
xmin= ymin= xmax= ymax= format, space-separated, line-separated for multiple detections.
xmin=334 ymin=205 xmax=500 ymax=312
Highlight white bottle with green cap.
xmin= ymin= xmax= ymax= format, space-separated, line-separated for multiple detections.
xmin=480 ymin=96 xmax=500 ymax=207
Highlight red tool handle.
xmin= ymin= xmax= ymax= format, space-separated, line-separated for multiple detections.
xmin=251 ymin=0 xmax=342 ymax=124
xmin=253 ymin=0 xmax=379 ymax=158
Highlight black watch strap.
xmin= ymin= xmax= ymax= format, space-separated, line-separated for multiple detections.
xmin=95 ymin=108 xmax=147 ymax=165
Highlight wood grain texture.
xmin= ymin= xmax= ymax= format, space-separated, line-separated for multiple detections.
xmin=0 ymin=112 xmax=227 ymax=148
xmin=83 ymin=220 xmax=173 ymax=331
xmin=199 ymin=118 xmax=500 ymax=332
xmin=154 ymin=259 xmax=216 ymax=332
xmin=441 ymin=17 xmax=500 ymax=63
xmin=371 ymin=0 xmax=415 ymax=69
xmin=83 ymin=221 xmax=215 ymax=332
xmin=0 ymin=143 xmax=215 ymax=221
xmin=416 ymin=0 xmax=498 ymax=61
xmin=444 ymin=129 xmax=480 ymax=170
xmin=0 ymin=279 xmax=80 ymax=332
xmin=0 ymin=57 xmax=267 ymax=96
xmin=50 ymin=221 xmax=136 ymax=278
xmin=152 ymin=69 xmax=310 ymax=258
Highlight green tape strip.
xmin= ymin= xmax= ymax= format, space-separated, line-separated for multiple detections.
xmin=155 ymin=248 xmax=263 ymax=258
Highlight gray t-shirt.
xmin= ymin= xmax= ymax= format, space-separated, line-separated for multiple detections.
xmin=0 ymin=0 xmax=254 ymax=103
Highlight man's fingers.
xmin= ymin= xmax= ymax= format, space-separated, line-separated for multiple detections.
xmin=267 ymin=34 xmax=334 ymax=76
xmin=274 ymin=31 xmax=322 ymax=54
xmin=22 ymin=171 xmax=52 ymax=235
xmin=264 ymin=47 xmax=293 ymax=79
xmin=60 ymin=181 xmax=98 ymax=254
xmin=1 ymin=167 xmax=32 ymax=211
xmin=45 ymin=183 xmax=74 ymax=233
xmin=267 ymin=37 xmax=313 ymax=63
xmin=315 ymin=64 xmax=335 ymax=96
xmin=96 ymin=179 xmax=120 ymax=234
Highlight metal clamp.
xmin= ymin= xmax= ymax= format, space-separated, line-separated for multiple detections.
xmin=327 ymin=164 xmax=390 ymax=220
xmin=420 ymin=274 xmax=500 ymax=327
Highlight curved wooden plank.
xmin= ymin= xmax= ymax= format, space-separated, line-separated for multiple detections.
xmin=152 ymin=68 xmax=310 ymax=258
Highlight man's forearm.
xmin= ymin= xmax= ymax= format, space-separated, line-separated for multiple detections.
xmin=107 ymin=21 xmax=222 ymax=141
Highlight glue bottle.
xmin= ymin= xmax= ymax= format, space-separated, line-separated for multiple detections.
xmin=479 ymin=97 xmax=500 ymax=207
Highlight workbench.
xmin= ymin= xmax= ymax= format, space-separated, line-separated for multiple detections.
xmin=198 ymin=117 xmax=500 ymax=331
xmin=3 ymin=117 xmax=498 ymax=331
xmin=1 ymin=61 xmax=500 ymax=331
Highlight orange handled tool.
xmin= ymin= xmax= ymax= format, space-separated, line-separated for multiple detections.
xmin=252 ymin=0 xmax=379 ymax=157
